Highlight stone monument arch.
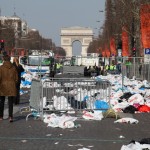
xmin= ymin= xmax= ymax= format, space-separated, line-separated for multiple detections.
xmin=60 ymin=26 xmax=93 ymax=57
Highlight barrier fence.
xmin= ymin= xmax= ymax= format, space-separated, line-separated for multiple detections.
xmin=114 ymin=57 xmax=150 ymax=82
xmin=1 ymin=54 xmax=149 ymax=81
xmin=53 ymin=56 xmax=150 ymax=82
xmin=19 ymin=56 xmax=150 ymax=120
xmin=26 ymin=78 xmax=111 ymax=119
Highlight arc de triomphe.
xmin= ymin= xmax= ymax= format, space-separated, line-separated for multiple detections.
xmin=60 ymin=26 xmax=93 ymax=57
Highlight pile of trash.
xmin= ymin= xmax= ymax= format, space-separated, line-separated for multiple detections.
xmin=20 ymin=71 xmax=150 ymax=128
xmin=121 ymin=138 xmax=150 ymax=150
xmin=95 ymin=74 xmax=150 ymax=114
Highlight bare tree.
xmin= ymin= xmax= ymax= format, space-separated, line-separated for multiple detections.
xmin=89 ymin=0 xmax=150 ymax=56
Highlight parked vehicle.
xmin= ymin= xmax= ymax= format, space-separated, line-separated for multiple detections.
xmin=20 ymin=54 xmax=53 ymax=76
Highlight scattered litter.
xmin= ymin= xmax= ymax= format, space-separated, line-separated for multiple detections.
xmin=21 ymin=140 xmax=27 ymax=143
xmin=87 ymin=145 xmax=94 ymax=148
xmin=121 ymin=141 xmax=150 ymax=150
xmin=114 ymin=118 xmax=139 ymax=124
xmin=119 ymin=135 xmax=125 ymax=139
xmin=74 ymin=124 xmax=81 ymax=128
xmin=54 ymin=142 xmax=59 ymax=145
xmin=46 ymin=134 xmax=52 ymax=137
xmin=115 ymin=128 xmax=121 ymax=131
xmin=68 ymin=144 xmax=83 ymax=147
xmin=78 ymin=147 xmax=91 ymax=150
xmin=20 ymin=71 xmax=150 ymax=128
xmin=82 ymin=110 xmax=103 ymax=120
xmin=67 ymin=110 xmax=76 ymax=114
xmin=43 ymin=113 xmax=77 ymax=129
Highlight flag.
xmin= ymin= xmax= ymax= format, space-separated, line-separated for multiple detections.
xmin=102 ymin=51 xmax=106 ymax=57
xmin=122 ymin=26 xmax=129 ymax=56
xmin=105 ymin=45 xmax=110 ymax=57
xmin=140 ymin=4 xmax=150 ymax=48
xmin=110 ymin=37 xmax=117 ymax=56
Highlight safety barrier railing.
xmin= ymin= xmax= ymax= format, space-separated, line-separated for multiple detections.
xmin=119 ymin=57 xmax=150 ymax=82
xmin=41 ymin=78 xmax=111 ymax=119
xmin=20 ymin=79 xmax=42 ymax=120
xmin=2 ymin=54 xmax=150 ymax=81
xmin=20 ymin=78 xmax=111 ymax=120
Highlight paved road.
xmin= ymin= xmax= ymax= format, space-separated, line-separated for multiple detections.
xmin=62 ymin=66 xmax=85 ymax=74
xmin=1 ymin=95 xmax=150 ymax=150
xmin=0 ymin=110 xmax=150 ymax=150
xmin=1 ymin=76 xmax=150 ymax=150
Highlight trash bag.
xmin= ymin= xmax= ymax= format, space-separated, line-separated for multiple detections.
xmin=103 ymin=108 xmax=120 ymax=119
xmin=94 ymin=100 xmax=109 ymax=112
xmin=123 ymin=105 xmax=138 ymax=114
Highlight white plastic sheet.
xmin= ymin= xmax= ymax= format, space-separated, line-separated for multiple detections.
xmin=43 ymin=113 xmax=77 ymax=129
xmin=121 ymin=141 xmax=150 ymax=150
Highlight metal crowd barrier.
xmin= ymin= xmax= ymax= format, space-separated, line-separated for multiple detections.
xmin=120 ymin=57 xmax=150 ymax=82
xmin=20 ymin=79 xmax=42 ymax=120
xmin=41 ymin=78 xmax=111 ymax=118
xmin=105 ymin=57 xmax=150 ymax=82
xmin=20 ymin=78 xmax=111 ymax=120
xmin=56 ymin=56 xmax=150 ymax=82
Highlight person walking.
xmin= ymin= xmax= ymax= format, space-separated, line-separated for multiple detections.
xmin=12 ymin=57 xmax=24 ymax=105
xmin=0 ymin=55 xmax=18 ymax=122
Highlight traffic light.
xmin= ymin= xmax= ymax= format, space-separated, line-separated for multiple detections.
xmin=0 ymin=40 xmax=5 ymax=49
xmin=132 ymin=47 xmax=136 ymax=57
xmin=117 ymin=40 xmax=122 ymax=49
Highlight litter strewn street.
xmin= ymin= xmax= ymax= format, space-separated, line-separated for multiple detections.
xmin=0 ymin=71 xmax=150 ymax=150
xmin=0 ymin=106 xmax=150 ymax=150
xmin=1 ymin=0 xmax=150 ymax=150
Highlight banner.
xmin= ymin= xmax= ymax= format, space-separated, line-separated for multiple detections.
xmin=122 ymin=26 xmax=129 ymax=56
xmin=102 ymin=51 xmax=106 ymax=57
xmin=140 ymin=4 xmax=150 ymax=48
xmin=105 ymin=46 xmax=110 ymax=57
xmin=110 ymin=37 xmax=117 ymax=56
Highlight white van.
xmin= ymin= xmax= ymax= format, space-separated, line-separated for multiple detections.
xmin=20 ymin=55 xmax=52 ymax=76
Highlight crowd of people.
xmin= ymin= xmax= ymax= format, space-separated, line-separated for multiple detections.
xmin=83 ymin=61 xmax=143 ymax=78
xmin=84 ymin=66 xmax=101 ymax=77
xmin=83 ymin=64 xmax=120 ymax=77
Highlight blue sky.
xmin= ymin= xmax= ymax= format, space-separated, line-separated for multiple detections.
xmin=0 ymin=0 xmax=105 ymax=48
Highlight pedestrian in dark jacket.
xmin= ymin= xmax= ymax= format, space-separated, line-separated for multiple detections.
xmin=13 ymin=57 xmax=24 ymax=105
xmin=0 ymin=55 xmax=18 ymax=122
xmin=84 ymin=66 xmax=88 ymax=76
